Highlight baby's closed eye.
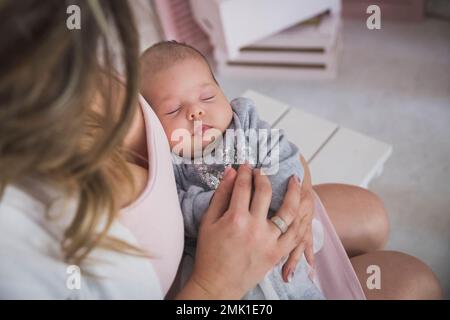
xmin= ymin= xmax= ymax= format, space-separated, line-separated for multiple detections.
xmin=201 ymin=95 xmax=215 ymax=102
xmin=165 ymin=106 xmax=181 ymax=115
xmin=200 ymin=90 xmax=216 ymax=101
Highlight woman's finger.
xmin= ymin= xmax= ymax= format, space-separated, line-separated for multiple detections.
xmin=249 ymin=169 xmax=272 ymax=218
xmin=276 ymin=208 xmax=310 ymax=259
xmin=297 ymin=191 xmax=314 ymax=219
xmin=281 ymin=223 xmax=316 ymax=282
xmin=269 ymin=175 xmax=301 ymax=236
xmin=282 ymin=198 xmax=315 ymax=281
xmin=227 ymin=164 xmax=253 ymax=216
xmin=202 ymin=167 xmax=237 ymax=224
xmin=305 ymin=236 xmax=315 ymax=268
xmin=281 ymin=241 xmax=305 ymax=282
xmin=274 ymin=214 xmax=303 ymax=258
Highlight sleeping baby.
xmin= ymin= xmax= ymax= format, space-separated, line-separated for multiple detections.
xmin=140 ymin=40 xmax=325 ymax=300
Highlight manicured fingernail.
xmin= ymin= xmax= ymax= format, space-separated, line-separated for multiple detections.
xmin=288 ymin=270 xmax=295 ymax=283
xmin=224 ymin=166 xmax=235 ymax=178
xmin=306 ymin=263 xmax=316 ymax=279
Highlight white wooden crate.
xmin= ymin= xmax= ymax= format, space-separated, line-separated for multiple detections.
xmin=243 ymin=12 xmax=341 ymax=52
xmin=274 ymin=108 xmax=338 ymax=162
xmin=215 ymin=12 xmax=342 ymax=65
xmin=241 ymin=90 xmax=289 ymax=125
xmin=309 ymin=127 xmax=393 ymax=188
xmin=216 ymin=32 xmax=342 ymax=80
xmin=242 ymin=90 xmax=393 ymax=188
xmin=190 ymin=0 xmax=341 ymax=59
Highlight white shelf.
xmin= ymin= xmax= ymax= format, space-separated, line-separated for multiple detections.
xmin=240 ymin=90 xmax=393 ymax=188
xmin=309 ymin=127 xmax=393 ymax=188
xmin=216 ymin=35 xmax=342 ymax=80
xmin=190 ymin=0 xmax=341 ymax=59
xmin=274 ymin=108 xmax=338 ymax=163
xmin=242 ymin=90 xmax=290 ymax=125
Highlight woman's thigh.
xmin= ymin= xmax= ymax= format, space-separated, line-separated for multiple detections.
xmin=351 ymin=251 xmax=442 ymax=299
xmin=313 ymin=183 xmax=390 ymax=257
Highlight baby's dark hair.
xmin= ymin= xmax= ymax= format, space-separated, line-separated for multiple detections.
xmin=140 ymin=40 xmax=217 ymax=84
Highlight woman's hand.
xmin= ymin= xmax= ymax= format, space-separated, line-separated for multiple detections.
xmin=281 ymin=155 xmax=316 ymax=282
xmin=176 ymin=164 xmax=304 ymax=299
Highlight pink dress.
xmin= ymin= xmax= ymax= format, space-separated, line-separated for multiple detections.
xmin=120 ymin=95 xmax=366 ymax=299
xmin=312 ymin=191 xmax=366 ymax=299
xmin=119 ymin=95 xmax=185 ymax=296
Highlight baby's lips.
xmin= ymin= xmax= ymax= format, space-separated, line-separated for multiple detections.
xmin=194 ymin=124 xmax=212 ymax=136
xmin=202 ymin=124 xmax=213 ymax=134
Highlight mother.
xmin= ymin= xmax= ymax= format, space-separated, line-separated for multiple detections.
xmin=0 ymin=1 xmax=441 ymax=299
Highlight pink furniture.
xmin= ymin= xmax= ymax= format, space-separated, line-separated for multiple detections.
xmin=152 ymin=0 xmax=212 ymax=55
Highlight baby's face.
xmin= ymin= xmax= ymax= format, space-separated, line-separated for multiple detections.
xmin=142 ymin=58 xmax=233 ymax=157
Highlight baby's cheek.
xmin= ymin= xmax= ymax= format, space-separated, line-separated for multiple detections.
xmin=161 ymin=123 xmax=179 ymax=150
xmin=166 ymin=129 xmax=183 ymax=151
xmin=164 ymin=122 xmax=192 ymax=154
xmin=221 ymin=104 xmax=233 ymax=129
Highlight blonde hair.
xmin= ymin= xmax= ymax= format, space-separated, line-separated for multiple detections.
xmin=0 ymin=0 xmax=143 ymax=265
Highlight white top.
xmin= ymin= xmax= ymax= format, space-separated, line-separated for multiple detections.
xmin=0 ymin=96 xmax=184 ymax=299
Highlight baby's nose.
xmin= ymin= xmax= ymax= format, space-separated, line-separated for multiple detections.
xmin=188 ymin=108 xmax=204 ymax=120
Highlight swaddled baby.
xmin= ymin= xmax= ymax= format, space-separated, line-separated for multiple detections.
xmin=140 ymin=41 xmax=325 ymax=300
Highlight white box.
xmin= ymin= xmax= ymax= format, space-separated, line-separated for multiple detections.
xmin=237 ymin=12 xmax=341 ymax=55
xmin=190 ymin=0 xmax=341 ymax=59
xmin=242 ymin=90 xmax=338 ymax=162
xmin=274 ymin=108 xmax=338 ymax=162
xmin=215 ymin=31 xmax=342 ymax=80
xmin=309 ymin=127 xmax=393 ymax=188
xmin=241 ymin=90 xmax=290 ymax=125
xmin=213 ymin=12 xmax=342 ymax=79
xmin=241 ymin=90 xmax=393 ymax=188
